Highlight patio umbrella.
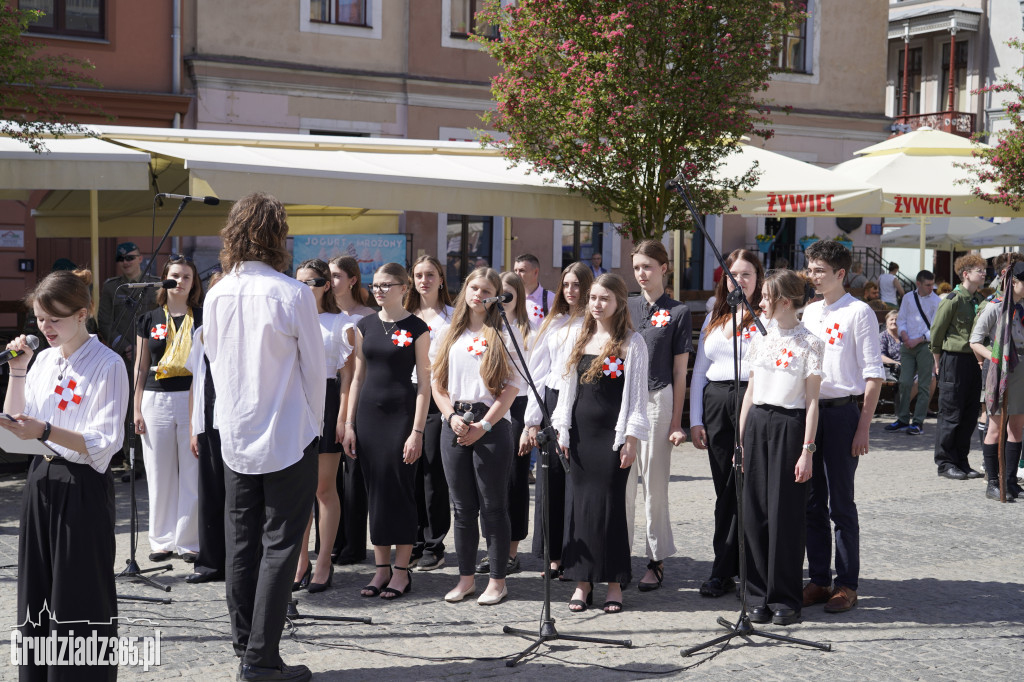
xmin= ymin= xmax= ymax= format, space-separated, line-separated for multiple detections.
xmin=879 ymin=216 xmax=992 ymax=251
xmin=960 ymin=219 xmax=1024 ymax=248
xmin=831 ymin=127 xmax=1024 ymax=269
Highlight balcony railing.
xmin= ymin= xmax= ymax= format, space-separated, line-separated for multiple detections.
xmin=893 ymin=111 xmax=975 ymax=138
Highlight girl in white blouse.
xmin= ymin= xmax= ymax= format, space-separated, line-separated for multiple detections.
xmin=689 ymin=249 xmax=764 ymax=599
xmin=432 ymin=267 xmax=524 ymax=606
xmin=2 ymin=269 xmax=128 ymax=680
xmin=738 ymin=269 xmax=824 ymax=626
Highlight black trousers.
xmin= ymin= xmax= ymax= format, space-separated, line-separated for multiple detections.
xmin=194 ymin=427 xmax=226 ymax=577
xmin=934 ymin=351 xmax=982 ymax=473
xmin=225 ymin=441 xmax=317 ymax=668
xmin=531 ymin=387 xmax=566 ymax=560
xmin=742 ymin=404 xmax=807 ymax=612
xmin=507 ymin=395 xmax=531 ymax=542
xmin=19 ymin=459 xmax=117 ymax=682
xmin=330 ymin=448 xmax=368 ymax=563
xmin=440 ymin=419 xmax=513 ymax=578
xmin=702 ymin=381 xmax=744 ymax=582
xmin=413 ymin=403 xmax=450 ymax=558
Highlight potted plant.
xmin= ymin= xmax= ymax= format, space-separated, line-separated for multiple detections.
xmin=798 ymin=233 xmax=820 ymax=251
xmin=755 ymin=233 xmax=776 ymax=254
xmin=833 ymin=234 xmax=853 ymax=250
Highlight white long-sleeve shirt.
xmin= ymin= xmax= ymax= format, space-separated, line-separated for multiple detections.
xmin=689 ymin=314 xmax=760 ymax=427
xmin=896 ymin=290 xmax=940 ymax=342
xmin=23 ymin=335 xmax=128 ymax=473
xmin=801 ymin=294 xmax=885 ymax=399
xmin=550 ymin=328 xmax=650 ymax=450
xmin=186 ymin=327 xmax=207 ymax=438
xmin=203 ymin=261 xmax=327 ymax=474
xmin=524 ymin=315 xmax=581 ymax=427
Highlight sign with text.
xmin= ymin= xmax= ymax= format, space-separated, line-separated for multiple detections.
xmin=292 ymin=234 xmax=407 ymax=281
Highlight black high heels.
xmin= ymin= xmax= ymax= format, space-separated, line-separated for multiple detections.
xmin=292 ymin=563 xmax=312 ymax=592
xmin=307 ymin=564 xmax=333 ymax=594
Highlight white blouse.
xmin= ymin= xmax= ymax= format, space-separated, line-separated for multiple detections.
xmin=524 ymin=315 xmax=581 ymax=427
xmin=320 ymin=311 xmax=355 ymax=375
xmin=689 ymin=313 xmax=762 ymax=427
xmin=746 ymin=322 xmax=824 ymax=410
xmin=437 ymin=326 xmax=526 ymax=421
xmin=23 ymin=335 xmax=129 ymax=473
xmin=418 ymin=305 xmax=455 ymax=384
xmin=551 ymin=329 xmax=651 ymax=450
xmin=186 ymin=327 xmax=207 ymax=437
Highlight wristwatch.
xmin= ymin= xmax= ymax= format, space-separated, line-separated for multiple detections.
xmin=802 ymin=442 xmax=816 ymax=453
xmin=480 ymin=420 xmax=493 ymax=433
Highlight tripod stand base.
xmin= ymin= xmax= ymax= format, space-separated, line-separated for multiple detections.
xmin=681 ymin=614 xmax=830 ymax=657
xmin=285 ymin=600 xmax=372 ymax=624
xmin=503 ymin=621 xmax=632 ymax=667
xmin=115 ymin=558 xmax=172 ymax=593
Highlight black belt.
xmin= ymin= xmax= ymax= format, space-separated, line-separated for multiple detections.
xmin=754 ymin=403 xmax=805 ymax=417
xmin=708 ymin=380 xmax=749 ymax=388
xmin=452 ymin=401 xmax=489 ymax=421
xmin=819 ymin=395 xmax=861 ymax=409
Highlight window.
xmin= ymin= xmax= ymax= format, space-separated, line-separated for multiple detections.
xmin=896 ymin=47 xmax=923 ymax=115
xmin=22 ymin=0 xmax=104 ymax=38
xmin=310 ymin=0 xmax=368 ymax=27
xmin=446 ymin=215 xmax=493 ymax=291
xmin=776 ymin=14 xmax=808 ymax=73
xmin=561 ymin=221 xmax=603 ymax=271
xmin=940 ymin=40 xmax=969 ymax=111
xmin=449 ymin=0 xmax=498 ymax=40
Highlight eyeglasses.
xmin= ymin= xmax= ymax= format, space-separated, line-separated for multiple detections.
xmin=169 ymin=253 xmax=193 ymax=263
xmin=969 ymin=268 xmax=986 ymax=275
xmin=369 ymin=282 xmax=401 ymax=294
xmin=302 ymin=278 xmax=328 ymax=288
xmin=115 ymin=254 xmax=139 ymax=263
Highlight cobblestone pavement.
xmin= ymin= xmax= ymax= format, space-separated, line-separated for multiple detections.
xmin=0 ymin=416 xmax=1021 ymax=680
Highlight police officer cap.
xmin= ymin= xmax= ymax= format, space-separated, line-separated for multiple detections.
xmin=116 ymin=242 xmax=140 ymax=257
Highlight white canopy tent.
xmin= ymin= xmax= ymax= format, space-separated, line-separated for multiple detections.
xmin=960 ymin=219 xmax=1024 ymax=249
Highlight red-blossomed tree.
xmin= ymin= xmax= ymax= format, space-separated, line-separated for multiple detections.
xmin=964 ymin=38 xmax=1024 ymax=210
xmin=474 ymin=0 xmax=803 ymax=240
xmin=1 ymin=5 xmax=101 ymax=152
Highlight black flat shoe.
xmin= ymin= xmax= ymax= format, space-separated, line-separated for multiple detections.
xmin=699 ymin=576 xmax=736 ymax=598
xmin=938 ymin=466 xmax=968 ymax=480
xmin=307 ymin=564 xmax=333 ymax=594
xmin=186 ymin=571 xmax=223 ymax=584
xmin=180 ymin=552 xmax=199 ymax=564
xmin=749 ymin=605 xmax=772 ymax=624
xmin=772 ymin=607 xmax=801 ymax=626
xmin=380 ymin=565 xmax=412 ymax=600
xmin=475 ymin=558 xmax=490 ymax=574
xmin=148 ymin=551 xmax=173 ymax=562
xmin=637 ymin=560 xmax=663 ymax=592
xmin=238 ymin=662 xmax=311 ymax=682
xmin=292 ymin=563 xmax=312 ymax=592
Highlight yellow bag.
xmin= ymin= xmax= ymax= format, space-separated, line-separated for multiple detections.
xmin=155 ymin=306 xmax=194 ymax=380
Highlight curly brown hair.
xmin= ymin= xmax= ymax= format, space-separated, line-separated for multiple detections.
xmin=219 ymin=193 xmax=290 ymax=273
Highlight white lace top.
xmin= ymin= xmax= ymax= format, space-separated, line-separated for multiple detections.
xmin=746 ymin=321 xmax=824 ymax=410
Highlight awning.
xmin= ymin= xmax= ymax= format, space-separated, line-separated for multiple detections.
xmin=888 ymin=7 xmax=981 ymax=40
xmin=0 ymin=136 xmax=150 ymax=191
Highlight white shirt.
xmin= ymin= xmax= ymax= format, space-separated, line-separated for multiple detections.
xmin=438 ymin=326 xmax=525 ymax=420
xmin=186 ymin=327 xmax=207 ymax=437
xmin=896 ymin=290 xmax=941 ymax=342
xmin=320 ymin=311 xmax=355 ymax=374
xmin=526 ymin=284 xmax=557 ymax=326
xmin=746 ymin=322 xmax=824 ymax=410
xmin=550 ymin=329 xmax=651 ymax=450
xmin=204 ymin=261 xmax=327 ymax=474
xmin=524 ymin=315 xmax=580 ymax=427
xmin=23 ymin=335 xmax=128 ymax=473
xmin=801 ymin=294 xmax=886 ymax=399
xmin=878 ymin=273 xmax=899 ymax=306
xmin=689 ymin=313 xmax=761 ymax=427
xmin=419 ymin=305 xmax=456 ymax=383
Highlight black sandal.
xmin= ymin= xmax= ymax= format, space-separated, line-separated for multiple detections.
xmin=602 ymin=600 xmax=624 ymax=614
xmin=637 ymin=560 xmax=663 ymax=592
xmin=380 ymin=565 xmax=413 ymax=600
xmin=361 ymin=564 xmax=392 ymax=598
xmin=568 ymin=582 xmax=593 ymax=612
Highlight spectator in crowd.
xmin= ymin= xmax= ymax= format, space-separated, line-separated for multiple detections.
xmin=887 ymin=270 xmax=940 ymax=436
xmin=514 ymin=253 xmax=556 ymax=326
xmin=878 ymin=262 xmax=904 ymax=309
xmin=589 ymin=252 xmax=607 ymax=277
xmin=862 ymin=282 xmax=890 ymax=312
xmin=846 ymin=262 xmax=868 ymax=290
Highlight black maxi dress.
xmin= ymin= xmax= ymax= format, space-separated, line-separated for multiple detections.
xmin=561 ymin=355 xmax=632 ymax=584
xmin=355 ymin=314 xmax=429 ymax=546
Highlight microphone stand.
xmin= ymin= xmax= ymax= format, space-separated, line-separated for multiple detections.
xmin=665 ymin=177 xmax=829 ymax=656
xmin=115 ymin=197 xmax=195 ymax=602
xmin=496 ymin=307 xmax=631 ymax=667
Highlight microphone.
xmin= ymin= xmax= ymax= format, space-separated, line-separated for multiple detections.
xmin=123 ymin=279 xmax=178 ymax=290
xmin=482 ymin=292 xmax=513 ymax=305
xmin=1 ymin=335 xmax=39 ymax=366
xmin=156 ymin=193 xmax=221 ymax=206
xmin=451 ymin=410 xmax=476 ymax=447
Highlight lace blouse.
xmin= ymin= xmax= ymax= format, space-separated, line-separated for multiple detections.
xmin=746 ymin=322 xmax=824 ymax=410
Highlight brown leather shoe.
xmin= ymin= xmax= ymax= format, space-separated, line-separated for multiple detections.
xmin=824 ymin=585 xmax=857 ymax=613
xmin=802 ymin=582 xmax=833 ymax=607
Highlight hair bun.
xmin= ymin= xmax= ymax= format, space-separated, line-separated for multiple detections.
xmin=72 ymin=268 xmax=94 ymax=287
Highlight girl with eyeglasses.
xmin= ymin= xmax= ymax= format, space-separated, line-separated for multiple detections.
xmin=343 ymin=263 xmax=430 ymax=600
xmin=2 ymin=269 xmax=129 ymax=681
xmin=404 ymin=255 xmax=455 ymax=571
xmin=432 ymin=267 xmax=525 ymax=606
xmin=689 ymin=249 xmax=764 ymax=599
xmin=291 ymin=259 xmax=356 ymax=593
xmin=522 ymin=262 xmax=594 ymax=578
xmin=133 ymin=254 xmax=204 ymax=564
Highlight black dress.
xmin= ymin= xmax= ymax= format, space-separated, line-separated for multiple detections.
xmin=561 ymin=355 xmax=632 ymax=584
xmin=355 ymin=313 xmax=429 ymax=546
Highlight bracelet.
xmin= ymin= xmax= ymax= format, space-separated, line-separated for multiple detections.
xmin=345 ymin=421 xmax=355 ymax=425
xmin=413 ymin=428 xmax=424 ymax=435
xmin=39 ymin=421 xmax=52 ymax=442
xmin=9 ymin=371 xmax=27 ymax=378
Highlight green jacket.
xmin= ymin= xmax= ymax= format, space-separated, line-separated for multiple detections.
xmin=929 ymin=284 xmax=982 ymax=355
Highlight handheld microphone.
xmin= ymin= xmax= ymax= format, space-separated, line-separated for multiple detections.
xmin=482 ymin=292 xmax=513 ymax=305
xmin=156 ymin=193 xmax=221 ymax=206
xmin=451 ymin=410 xmax=476 ymax=447
xmin=123 ymin=279 xmax=178 ymax=290
xmin=1 ymin=335 xmax=39 ymax=366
